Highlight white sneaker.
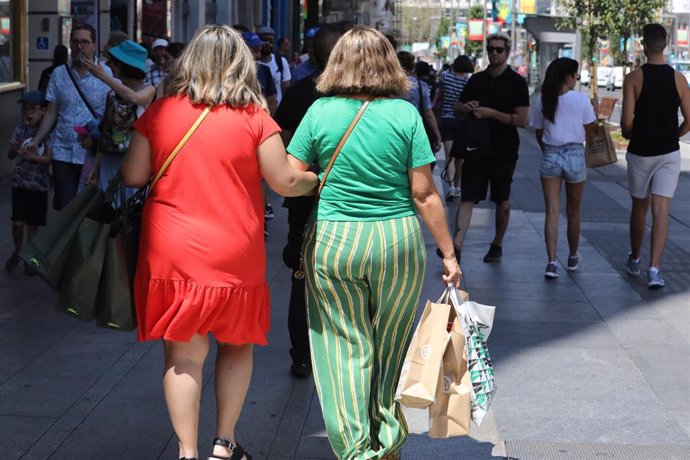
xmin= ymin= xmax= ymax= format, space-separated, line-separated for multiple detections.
xmin=625 ymin=253 xmax=640 ymax=276
xmin=567 ymin=253 xmax=582 ymax=271
xmin=544 ymin=262 xmax=559 ymax=279
xmin=647 ymin=268 xmax=666 ymax=289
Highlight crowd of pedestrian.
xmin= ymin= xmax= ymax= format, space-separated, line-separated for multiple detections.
xmin=3 ymin=19 xmax=689 ymax=460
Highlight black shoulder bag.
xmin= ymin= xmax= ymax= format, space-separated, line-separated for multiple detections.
xmin=449 ymin=79 xmax=494 ymax=161
xmin=65 ymin=64 xmax=100 ymax=120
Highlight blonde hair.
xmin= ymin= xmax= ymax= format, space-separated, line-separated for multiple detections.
xmin=317 ymin=27 xmax=410 ymax=97
xmin=165 ymin=25 xmax=267 ymax=110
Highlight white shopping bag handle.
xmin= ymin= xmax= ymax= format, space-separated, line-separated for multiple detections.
xmin=446 ymin=283 xmax=496 ymax=340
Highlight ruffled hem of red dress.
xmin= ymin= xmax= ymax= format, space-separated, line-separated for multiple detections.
xmin=135 ymin=278 xmax=270 ymax=345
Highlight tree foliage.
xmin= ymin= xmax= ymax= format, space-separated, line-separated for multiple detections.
xmin=400 ymin=5 xmax=440 ymax=46
xmin=605 ymin=0 xmax=665 ymax=63
xmin=435 ymin=15 xmax=451 ymax=60
xmin=559 ymin=0 xmax=663 ymax=97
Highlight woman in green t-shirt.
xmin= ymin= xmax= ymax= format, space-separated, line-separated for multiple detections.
xmin=287 ymin=27 xmax=461 ymax=459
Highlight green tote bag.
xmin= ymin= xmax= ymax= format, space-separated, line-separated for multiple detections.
xmin=19 ymin=184 xmax=102 ymax=289
xmin=56 ymin=217 xmax=110 ymax=320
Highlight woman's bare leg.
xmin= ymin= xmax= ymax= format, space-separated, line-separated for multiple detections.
xmin=541 ymin=176 xmax=562 ymax=262
xmin=163 ymin=333 xmax=211 ymax=459
xmin=212 ymin=342 xmax=253 ymax=459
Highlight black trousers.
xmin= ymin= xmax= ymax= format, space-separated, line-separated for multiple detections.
xmin=51 ymin=160 xmax=83 ymax=210
xmin=282 ymin=196 xmax=315 ymax=365
xmin=288 ymin=275 xmax=309 ymax=365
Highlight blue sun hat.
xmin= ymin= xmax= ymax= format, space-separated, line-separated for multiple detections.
xmin=107 ymin=39 xmax=148 ymax=75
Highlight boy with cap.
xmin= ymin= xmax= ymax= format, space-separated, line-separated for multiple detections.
xmin=5 ymin=91 xmax=53 ymax=274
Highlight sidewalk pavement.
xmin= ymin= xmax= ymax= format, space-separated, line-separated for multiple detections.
xmin=0 ymin=132 xmax=688 ymax=460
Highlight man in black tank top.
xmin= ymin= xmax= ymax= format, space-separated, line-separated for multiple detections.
xmin=621 ymin=23 xmax=690 ymax=289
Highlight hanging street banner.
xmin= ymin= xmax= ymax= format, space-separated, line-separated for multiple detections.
xmin=678 ymin=29 xmax=689 ymax=48
xmin=468 ymin=19 xmax=484 ymax=41
xmin=492 ymin=0 xmax=511 ymax=24
xmin=519 ymin=0 xmax=536 ymax=15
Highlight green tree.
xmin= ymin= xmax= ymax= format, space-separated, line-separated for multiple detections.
xmin=401 ymin=5 xmax=440 ymax=46
xmin=436 ymin=15 xmax=451 ymax=60
xmin=465 ymin=4 xmax=484 ymax=60
xmin=605 ymin=0 xmax=665 ymax=67
xmin=560 ymin=0 xmax=663 ymax=98
xmin=560 ymin=0 xmax=618 ymax=98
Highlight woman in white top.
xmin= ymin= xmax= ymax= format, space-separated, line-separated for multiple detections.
xmin=530 ymin=57 xmax=598 ymax=279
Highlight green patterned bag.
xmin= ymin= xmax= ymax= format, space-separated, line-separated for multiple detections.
xmin=448 ymin=286 xmax=496 ymax=426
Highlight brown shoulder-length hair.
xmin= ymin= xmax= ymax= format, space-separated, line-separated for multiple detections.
xmin=317 ymin=27 xmax=410 ymax=97
xmin=165 ymin=25 xmax=267 ymax=110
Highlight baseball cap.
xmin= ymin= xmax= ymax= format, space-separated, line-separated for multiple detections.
xmin=151 ymin=38 xmax=169 ymax=49
xmin=18 ymin=90 xmax=45 ymax=106
xmin=242 ymin=31 xmax=268 ymax=48
xmin=305 ymin=27 xmax=320 ymax=39
xmin=257 ymin=26 xmax=275 ymax=36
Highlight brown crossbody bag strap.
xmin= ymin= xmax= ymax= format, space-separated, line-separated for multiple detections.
xmin=148 ymin=106 xmax=211 ymax=193
xmin=293 ymin=97 xmax=373 ymax=279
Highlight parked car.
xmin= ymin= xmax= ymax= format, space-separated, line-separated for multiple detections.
xmin=597 ymin=66 xmax=611 ymax=87
xmin=597 ymin=66 xmax=623 ymax=89
xmin=673 ymin=61 xmax=690 ymax=87
xmin=580 ymin=69 xmax=590 ymax=86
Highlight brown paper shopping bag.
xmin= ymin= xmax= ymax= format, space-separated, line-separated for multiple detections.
xmin=428 ymin=312 xmax=472 ymax=438
xmin=585 ymin=122 xmax=617 ymax=168
xmin=395 ymin=299 xmax=451 ymax=408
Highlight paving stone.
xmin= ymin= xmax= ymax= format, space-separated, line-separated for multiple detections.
xmin=1 ymin=139 xmax=689 ymax=458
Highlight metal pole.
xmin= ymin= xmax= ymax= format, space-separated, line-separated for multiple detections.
xmin=574 ymin=18 xmax=583 ymax=91
xmin=483 ymin=0 xmax=488 ymax=68
xmin=510 ymin=0 xmax=517 ymax=66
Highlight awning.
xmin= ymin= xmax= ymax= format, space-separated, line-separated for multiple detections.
xmin=523 ymin=16 xmax=576 ymax=44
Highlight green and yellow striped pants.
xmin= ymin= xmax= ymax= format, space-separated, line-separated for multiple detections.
xmin=303 ymin=216 xmax=426 ymax=460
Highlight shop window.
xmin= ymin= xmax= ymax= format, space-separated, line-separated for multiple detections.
xmin=0 ymin=0 xmax=23 ymax=86
xmin=0 ymin=1 xmax=14 ymax=83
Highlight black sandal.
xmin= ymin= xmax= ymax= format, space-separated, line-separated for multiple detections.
xmin=208 ymin=438 xmax=252 ymax=460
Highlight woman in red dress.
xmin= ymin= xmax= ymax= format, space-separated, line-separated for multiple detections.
xmin=122 ymin=25 xmax=318 ymax=460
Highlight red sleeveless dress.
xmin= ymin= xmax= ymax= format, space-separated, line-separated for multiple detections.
xmin=133 ymin=96 xmax=279 ymax=344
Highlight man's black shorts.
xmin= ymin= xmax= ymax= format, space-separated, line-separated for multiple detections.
xmin=11 ymin=188 xmax=48 ymax=226
xmin=460 ymin=157 xmax=517 ymax=204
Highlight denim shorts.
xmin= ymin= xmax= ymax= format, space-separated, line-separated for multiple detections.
xmin=540 ymin=143 xmax=586 ymax=183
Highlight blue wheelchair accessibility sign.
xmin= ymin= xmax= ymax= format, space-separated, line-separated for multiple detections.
xmin=37 ymin=37 xmax=50 ymax=50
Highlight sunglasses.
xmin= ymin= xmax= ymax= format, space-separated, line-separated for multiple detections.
xmin=487 ymin=46 xmax=506 ymax=54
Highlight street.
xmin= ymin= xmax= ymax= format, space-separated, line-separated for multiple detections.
xmin=0 ymin=128 xmax=689 ymax=459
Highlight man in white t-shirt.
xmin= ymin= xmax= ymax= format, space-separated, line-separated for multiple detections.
xmin=257 ymin=26 xmax=291 ymax=104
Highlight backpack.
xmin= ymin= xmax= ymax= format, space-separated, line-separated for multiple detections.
xmin=274 ymin=52 xmax=284 ymax=80
xmin=98 ymin=89 xmax=146 ymax=155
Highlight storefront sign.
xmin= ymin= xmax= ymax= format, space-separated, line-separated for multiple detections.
xmin=678 ymin=29 xmax=689 ymax=48
xmin=468 ymin=19 xmax=484 ymax=41
xmin=519 ymin=0 xmax=537 ymax=15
